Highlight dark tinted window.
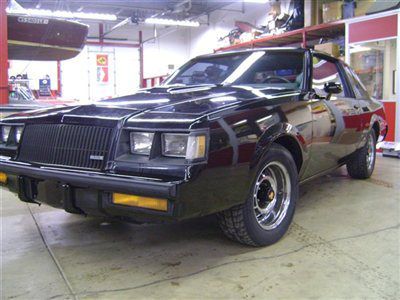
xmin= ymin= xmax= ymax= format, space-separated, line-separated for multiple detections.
xmin=312 ymin=57 xmax=345 ymax=97
xmin=344 ymin=64 xmax=370 ymax=99
xmin=167 ymin=54 xmax=249 ymax=85
xmin=166 ymin=51 xmax=304 ymax=91
xmin=233 ymin=52 xmax=304 ymax=90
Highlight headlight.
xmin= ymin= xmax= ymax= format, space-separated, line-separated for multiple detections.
xmin=162 ymin=133 xmax=206 ymax=159
xmin=130 ymin=132 xmax=154 ymax=155
xmin=15 ymin=126 xmax=24 ymax=143
xmin=162 ymin=134 xmax=188 ymax=157
xmin=1 ymin=126 xmax=11 ymax=143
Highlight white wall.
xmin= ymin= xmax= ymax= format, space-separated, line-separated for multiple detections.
xmin=85 ymin=22 xmax=191 ymax=78
xmin=61 ymin=44 xmax=139 ymax=102
xmin=114 ymin=46 xmax=140 ymax=96
xmin=60 ymin=47 xmax=90 ymax=101
xmin=143 ymin=29 xmax=190 ymax=78
xmin=188 ymin=2 xmax=276 ymax=57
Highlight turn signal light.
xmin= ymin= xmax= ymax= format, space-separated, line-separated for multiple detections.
xmin=0 ymin=172 xmax=7 ymax=184
xmin=187 ymin=135 xmax=206 ymax=160
xmin=112 ymin=193 xmax=168 ymax=211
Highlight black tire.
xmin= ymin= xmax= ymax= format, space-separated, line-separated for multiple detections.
xmin=217 ymin=143 xmax=299 ymax=246
xmin=346 ymin=130 xmax=376 ymax=179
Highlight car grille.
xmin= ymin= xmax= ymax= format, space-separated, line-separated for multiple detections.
xmin=18 ymin=124 xmax=113 ymax=170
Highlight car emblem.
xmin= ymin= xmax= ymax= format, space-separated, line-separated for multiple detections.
xmin=89 ymin=155 xmax=104 ymax=161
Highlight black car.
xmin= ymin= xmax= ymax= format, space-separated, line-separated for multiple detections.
xmin=0 ymin=48 xmax=388 ymax=246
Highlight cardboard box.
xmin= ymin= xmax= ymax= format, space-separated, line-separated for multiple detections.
xmin=269 ymin=1 xmax=281 ymax=17
xmin=315 ymin=42 xmax=340 ymax=57
xmin=355 ymin=0 xmax=376 ymax=17
xmin=323 ymin=1 xmax=342 ymax=23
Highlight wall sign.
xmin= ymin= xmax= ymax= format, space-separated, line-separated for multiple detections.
xmin=96 ymin=54 xmax=109 ymax=83
xmin=39 ymin=79 xmax=51 ymax=96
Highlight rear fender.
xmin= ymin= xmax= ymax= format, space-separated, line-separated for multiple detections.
xmin=369 ymin=111 xmax=388 ymax=142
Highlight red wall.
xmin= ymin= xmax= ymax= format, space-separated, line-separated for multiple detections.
xmin=349 ymin=15 xmax=398 ymax=43
xmin=383 ymin=102 xmax=396 ymax=142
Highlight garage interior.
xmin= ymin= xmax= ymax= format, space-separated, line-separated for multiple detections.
xmin=1 ymin=0 xmax=400 ymax=299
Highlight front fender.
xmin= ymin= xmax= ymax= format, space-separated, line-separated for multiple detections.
xmin=250 ymin=122 xmax=309 ymax=175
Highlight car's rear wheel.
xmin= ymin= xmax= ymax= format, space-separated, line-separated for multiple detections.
xmin=347 ymin=130 xmax=376 ymax=179
xmin=217 ymin=143 xmax=298 ymax=246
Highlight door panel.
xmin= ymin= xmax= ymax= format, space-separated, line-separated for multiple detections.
xmin=303 ymin=56 xmax=362 ymax=178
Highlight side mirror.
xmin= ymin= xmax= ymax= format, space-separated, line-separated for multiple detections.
xmin=324 ymin=82 xmax=342 ymax=99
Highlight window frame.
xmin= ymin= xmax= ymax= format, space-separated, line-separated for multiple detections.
xmin=164 ymin=50 xmax=309 ymax=91
xmin=311 ymin=53 xmax=354 ymax=99
xmin=342 ymin=62 xmax=371 ymax=100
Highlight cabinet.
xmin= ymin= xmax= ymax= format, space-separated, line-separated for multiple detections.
xmin=346 ymin=12 xmax=399 ymax=155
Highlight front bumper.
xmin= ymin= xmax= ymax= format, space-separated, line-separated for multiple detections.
xmin=0 ymin=159 xmax=178 ymax=197
xmin=0 ymin=159 xmax=185 ymax=222
xmin=1 ymin=156 xmax=251 ymax=222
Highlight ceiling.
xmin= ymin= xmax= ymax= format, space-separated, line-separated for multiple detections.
xmin=14 ymin=0 xmax=238 ymax=22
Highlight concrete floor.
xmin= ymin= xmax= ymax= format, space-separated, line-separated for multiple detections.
xmin=1 ymin=156 xmax=399 ymax=300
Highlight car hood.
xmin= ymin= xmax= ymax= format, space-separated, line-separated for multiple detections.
xmin=2 ymin=85 xmax=299 ymax=127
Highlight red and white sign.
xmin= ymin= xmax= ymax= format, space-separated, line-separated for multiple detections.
xmin=97 ymin=67 xmax=109 ymax=83
xmin=96 ymin=54 xmax=108 ymax=66
xmin=96 ymin=54 xmax=109 ymax=83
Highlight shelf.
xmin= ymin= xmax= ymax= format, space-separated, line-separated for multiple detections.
xmin=215 ymin=20 xmax=346 ymax=52
xmin=354 ymin=66 xmax=384 ymax=75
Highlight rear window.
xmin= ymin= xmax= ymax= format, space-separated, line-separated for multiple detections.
xmin=344 ymin=64 xmax=370 ymax=99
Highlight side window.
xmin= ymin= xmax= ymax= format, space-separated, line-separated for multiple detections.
xmin=344 ymin=65 xmax=370 ymax=99
xmin=312 ymin=56 xmax=345 ymax=98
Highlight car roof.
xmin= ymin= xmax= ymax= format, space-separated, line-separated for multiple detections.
xmin=198 ymin=47 xmax=307 ymax=59
xmin=197 ymin=47 xmax=338 ymax=61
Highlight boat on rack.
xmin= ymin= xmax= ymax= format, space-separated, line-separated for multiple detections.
xmin=7 ymin=1 xmax=88 ymax=61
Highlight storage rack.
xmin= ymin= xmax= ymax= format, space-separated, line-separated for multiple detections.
xmin=215 ymin=20 xmax=346 ymax=52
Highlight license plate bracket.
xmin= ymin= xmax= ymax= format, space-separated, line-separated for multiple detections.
xmin=18 ymin=176 xmax=41 ymax=205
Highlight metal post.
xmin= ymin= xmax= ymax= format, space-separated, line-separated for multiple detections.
xmin=345 ymin=22 xmax=350 ymax=65
xmin=57 ymin=61 xmax=62 ymax=97
xmin=99 ymin=23 xmax=104 ymax=45
xmin=139 ymin=30 xmax=144 ymax=88
xmin=301 ymin=30 xmax=306 ymax=48
xmin=0 ymin=0 xmax=8 ymax=104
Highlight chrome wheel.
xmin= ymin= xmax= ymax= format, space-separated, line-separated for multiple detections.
xmin=366 ymin=135 xmax=375 ymax=171
xmin=253 ymin=161 xmax=291 ymax=230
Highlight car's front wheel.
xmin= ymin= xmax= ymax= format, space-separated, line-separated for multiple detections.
xmin=346 ymin=130 xmax=376 ymax=179
xmin=217 ymin=143 xmax=298 ymax=246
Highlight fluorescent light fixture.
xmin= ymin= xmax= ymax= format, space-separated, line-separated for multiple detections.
xmin=7 ymin=7 xmax=117 ymax=21
xmin=145 ymin=17 xmax=200 ymax=27
xmin=350 ymin=45 xmax=372 ymax=54
xmin=243 ymin=0 xmax=270 ymax=3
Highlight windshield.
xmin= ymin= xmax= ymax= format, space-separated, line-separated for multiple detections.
xmin=164 ymin=51 xmax=305 ymax=90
